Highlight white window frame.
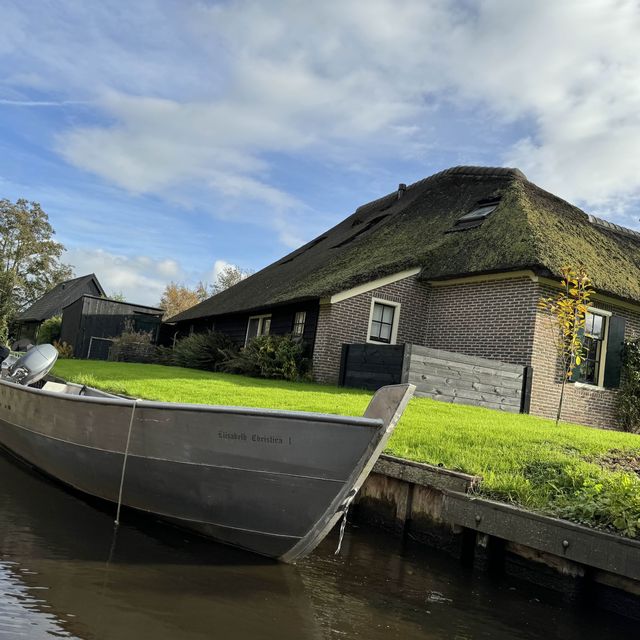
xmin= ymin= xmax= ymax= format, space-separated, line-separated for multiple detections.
xmin=245 ymin=314 xmax=272 ymax=346
xmin=573 ymin=307 xmax=611 ymax=389
xmin=292 ymin=311 xmax=306 ymax=336
xmin=366 ymin=298 xmax=401 ymax=345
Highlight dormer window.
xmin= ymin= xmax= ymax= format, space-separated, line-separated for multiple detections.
xmin=447 ymin=197 xmax=501 ymax=233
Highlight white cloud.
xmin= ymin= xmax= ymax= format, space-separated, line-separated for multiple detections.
xmin=65 ymin=248 xmax=185 ymax=307
xmin=4 ymin=0 xmax=640 ymax=230
xmin=205 ymin=259 xmax=255 ymax=289
xmin=208 ymin=259 xmax=232 ymax=285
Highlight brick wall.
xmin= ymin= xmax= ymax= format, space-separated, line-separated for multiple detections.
xmin=312 ymin=271 xmax=640 ymax=430
xmin=529 ymin=287 xmax=640 ymax=429
xmin=312 ymin=275 xmax=430 ymax=384
xmin=313 ymin=275 xmax=539 ymax=384
xmin=424 ymin=276 xmax=539 ymax=367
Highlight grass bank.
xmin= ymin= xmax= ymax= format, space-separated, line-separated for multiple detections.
xmin=53 ymin=360 xmax=640 ymax=539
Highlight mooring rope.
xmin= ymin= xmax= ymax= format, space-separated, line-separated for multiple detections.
xmin=114 ymin=399 xmax=138 ymax=526
xmin=334 ymin=489 xmax=357 ymax=555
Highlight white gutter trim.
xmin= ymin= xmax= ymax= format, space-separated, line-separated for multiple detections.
xmin=426 ymin=270 xmax=538 ymax=287
xmin=328 ymin=268 xmax=421 ymax=304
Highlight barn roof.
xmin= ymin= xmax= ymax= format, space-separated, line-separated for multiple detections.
xmin=168 ymin=166 xmax=640 ymax=322
xmin=17 ymin=274 xmax=105 ymax=322
xmin=64 ymin=294 xmax=164 ymax=314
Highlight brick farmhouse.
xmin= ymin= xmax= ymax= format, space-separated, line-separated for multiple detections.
xmin=166 ymin=166 xmax=640 ymax=429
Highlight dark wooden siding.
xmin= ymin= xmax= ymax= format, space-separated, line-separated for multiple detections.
xmin=59 ymin=297 xmax=85 ymax=357
xmin=87 ymin=280 xmax=103 ymax=297
xmin=167 ymin=300 xmax=320 ymax=350
xmin=62 ymin=297 xmax=163 ymax=359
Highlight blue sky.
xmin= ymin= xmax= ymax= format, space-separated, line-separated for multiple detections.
xmin=1 ymin=1 xmax=639 ymax=305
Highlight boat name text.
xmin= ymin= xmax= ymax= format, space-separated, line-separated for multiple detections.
xmin=218 ymin=431 xmax=291 ymax=445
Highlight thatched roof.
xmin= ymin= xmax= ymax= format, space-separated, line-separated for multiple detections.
xmin=17 ymin=274 xmax=105 ymax=322
xmin=168 ymin=166 xmax=640 ymax=323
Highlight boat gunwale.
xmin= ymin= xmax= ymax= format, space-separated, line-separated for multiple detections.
xmin=0 ymin=378 xmax=384 ymax=428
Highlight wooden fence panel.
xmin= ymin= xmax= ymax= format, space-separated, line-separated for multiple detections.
xmin=340 ymin=343 xmax=531 ymax=413
xmin=407 ymin=345 xmax=526 ymax=413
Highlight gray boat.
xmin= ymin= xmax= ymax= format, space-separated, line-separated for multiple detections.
xmin=0 ymin=345 xmax=414 ymax=562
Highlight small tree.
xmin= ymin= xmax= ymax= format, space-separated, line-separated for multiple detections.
xmin=538 ymin=266 xmax=594 ymax=425
xmin=159 ymin=282 xmax=204 ymax=320
xmin=210 ymin=264 xmax=253 ymax=295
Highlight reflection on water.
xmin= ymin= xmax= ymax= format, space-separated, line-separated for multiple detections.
xmin=0 ymin=451 xmax=633 ymax=639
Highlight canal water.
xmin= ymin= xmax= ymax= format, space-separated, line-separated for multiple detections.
xmin=0 ymin=452 xmax=634 ymax=639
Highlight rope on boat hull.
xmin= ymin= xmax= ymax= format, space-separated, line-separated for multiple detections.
xmin=115 ymin=400 xmax=138 ymax=526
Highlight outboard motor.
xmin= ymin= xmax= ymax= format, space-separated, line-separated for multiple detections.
xmin=0 ymin=345 xmax=9 ymax=366
xmin=6 ymin=344 xmax=58 ymax=386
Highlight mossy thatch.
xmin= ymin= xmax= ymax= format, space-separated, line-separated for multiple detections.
xmin=169 ymin=166 xmax=640 ymax=323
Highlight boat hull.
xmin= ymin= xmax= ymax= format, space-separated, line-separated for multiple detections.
xmin=0 ymin=378 xmax=413 ymax=561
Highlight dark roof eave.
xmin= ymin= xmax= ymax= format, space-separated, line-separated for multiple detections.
xmin=61 ymin=294 xmax=164 ymax=313
xmin=166 ymin=295 xmax=321 ymax=324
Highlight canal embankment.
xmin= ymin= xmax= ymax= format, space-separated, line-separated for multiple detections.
xmin=355 ymin=454 xmax=640 ymax=620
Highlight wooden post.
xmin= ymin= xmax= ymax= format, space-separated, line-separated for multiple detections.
xmin=338 ymin=344 xmax=350 ymax=386
xmin=520 ymin=365 xmax=533 ymax=414
xmin=401 ymin=343 xmax=412 ymax=383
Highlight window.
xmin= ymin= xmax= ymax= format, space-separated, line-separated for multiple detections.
xmin=573 ymin=311 xmax=607 ymax=386
xmin=446 ymin=197 xmax=501 ymax=233
xmin=368 ymin=300 xmax=400 ymax=344
xmin=457 ymin=203 xmax=499 ymax=223
xmin=292 ymin=311 xmax=306 ymax=336
xmin=245 ymin=314 xmax=271 ymax=345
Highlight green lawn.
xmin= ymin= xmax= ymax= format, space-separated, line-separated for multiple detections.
xmin=53 ymin=359 xmax=640 ymax=538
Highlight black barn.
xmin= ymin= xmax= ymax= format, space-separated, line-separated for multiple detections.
xmin=13 ymin=274 xmax=104 ymax=343
xmin=60 ymin=295 xmax=163 ymax=359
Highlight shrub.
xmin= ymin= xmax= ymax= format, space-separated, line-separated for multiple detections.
xmin=153 ymin=345 xmax=176 ymax=366
xmin=53 ymin=340 xmax=73 ymax=358
xmin=220 ymin=334 xmax=309 ymax=381
xmin=523 ymin=459 xmax=640 ymax=538
xmin=109 ymin=329 xmax=157 ymax=363
xmin=552 ymin=471 xmax=640 ymax=538
xmin=169 ymin=331 xmax=237 ymax=371
xmin=617 ymin=337 xmax=640 ymax=433
xmin=37 ymin=316 xmax=62 ymax=345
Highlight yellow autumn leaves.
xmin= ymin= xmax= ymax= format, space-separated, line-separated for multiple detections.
xmin=538 ymin=266 xmax=594 ymax=380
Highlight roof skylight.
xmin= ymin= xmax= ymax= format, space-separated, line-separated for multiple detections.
xmin=457 ymin=203 xmax=499 ymax=223
xmin=446 ymin=197 xmax=501 ymax=233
